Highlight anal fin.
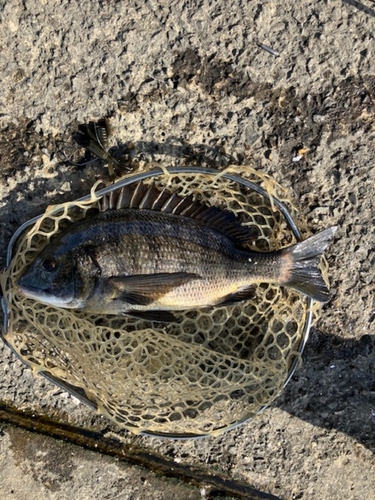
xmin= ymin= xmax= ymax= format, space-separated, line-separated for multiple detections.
xmin=126 ymin=310 xmax=179 ymax=323
xmin=218 ymin=286 xmax=256 ymax=306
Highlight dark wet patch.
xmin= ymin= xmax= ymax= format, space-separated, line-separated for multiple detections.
xmin=0 ymin=119 xmax=78 ymax=178
xmin=171 ymin=48 xmax=273 ymax=99
xmin=268 ymin=75 xmax=375 ymax=154
xmin=171 ymin=48 xmax=202 ymax=89
xmin=0 ymin=119 xmax=45 ymax=177
xmin=171 ymin=49 xmax=375 ymax=161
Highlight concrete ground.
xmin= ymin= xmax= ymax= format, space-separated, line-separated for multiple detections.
xmin=0 ymin=1 xmax=374 ymax=499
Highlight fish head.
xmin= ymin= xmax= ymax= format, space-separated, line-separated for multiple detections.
xmin=17 ymin=246 xmax=81 ymax=308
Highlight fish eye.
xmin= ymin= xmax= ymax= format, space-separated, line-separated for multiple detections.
xmin=41 ymin=259 xmax=56 ymax=271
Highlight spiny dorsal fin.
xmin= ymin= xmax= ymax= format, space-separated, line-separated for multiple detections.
xmin=98 ymin=181 xmax=258 ymax=245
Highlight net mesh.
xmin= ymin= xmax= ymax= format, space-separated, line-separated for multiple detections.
xmin=1 ymin=166 xmax=325 ymax=437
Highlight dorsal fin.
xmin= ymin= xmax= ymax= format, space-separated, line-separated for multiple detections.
xmin=98 ymin=181 xmax=258 ymax=245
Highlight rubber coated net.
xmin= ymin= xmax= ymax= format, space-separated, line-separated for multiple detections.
xmin=1 ymin=166 xmax=325 ymax=437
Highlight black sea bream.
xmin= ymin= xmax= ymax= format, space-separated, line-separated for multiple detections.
xmin=18 ymin=182 xmax=336 ymax=322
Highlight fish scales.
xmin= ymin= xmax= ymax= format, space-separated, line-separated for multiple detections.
xmin=78 ymin=210 xmax=250 ymax=272
xmin=56 ymin=209 xmax=260 ymax=310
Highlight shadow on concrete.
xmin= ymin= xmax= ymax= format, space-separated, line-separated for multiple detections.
xmin=343 ymin=0 xmax=375 ymax=18
xmin=275 ymin=329 xmax=375 ymax=453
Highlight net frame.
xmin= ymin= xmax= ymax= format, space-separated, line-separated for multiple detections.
xmin=1 ymin=165 xmax=322 ymax=438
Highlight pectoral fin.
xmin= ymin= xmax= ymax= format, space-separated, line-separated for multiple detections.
xmin=109 ymin=272 xmax=202 ymax=306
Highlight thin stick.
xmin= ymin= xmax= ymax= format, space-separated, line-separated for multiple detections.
xmin=257 ymin=41 xmax=280 ymax=57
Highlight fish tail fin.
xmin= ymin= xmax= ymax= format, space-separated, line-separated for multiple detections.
xmin=282 ymin=226 xmax=337 ymax=302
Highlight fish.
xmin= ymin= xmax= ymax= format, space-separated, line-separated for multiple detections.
xmin=17 ymin=181 xmax=337 ymax=322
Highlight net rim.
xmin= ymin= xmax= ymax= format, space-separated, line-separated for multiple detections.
xmin=1 ymin=165 xmax=314 ymax=439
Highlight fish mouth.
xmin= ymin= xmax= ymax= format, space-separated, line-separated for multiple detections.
xmin=17 ymin=282 xmax=72 ymax=308
xmin=17 ymin=282 xmax=45 ymax=300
